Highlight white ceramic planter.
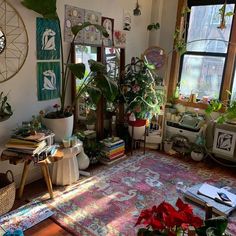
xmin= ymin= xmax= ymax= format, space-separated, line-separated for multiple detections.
xmin=191 ymin=151 xmax=204 ymax=161
xmin=42 ymin=114 xmax=74 ymax=142
xmin=128 ymin=125 xmax=146 ymax=140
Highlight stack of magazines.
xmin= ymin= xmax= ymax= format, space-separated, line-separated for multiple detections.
xmin=5 ymin=132 xmax=52 ymax=155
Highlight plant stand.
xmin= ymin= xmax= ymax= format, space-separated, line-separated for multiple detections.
xmin=130 ymin=125 xmax=147 ymax=155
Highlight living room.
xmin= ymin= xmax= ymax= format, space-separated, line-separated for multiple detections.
xmin=0 ymin=0 xmax=236 ymax=235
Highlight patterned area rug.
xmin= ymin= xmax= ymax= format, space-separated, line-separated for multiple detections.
xmin=0 ymin=200 xmax=53 ymax=234
xmin=41 ymin=152 xmax=236 ymax=236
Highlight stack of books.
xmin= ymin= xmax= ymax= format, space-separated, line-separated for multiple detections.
xmin=100 ymin=137 xmax=125 ymax=164
xmin=5 ymin=132 xmax=48 ymax=155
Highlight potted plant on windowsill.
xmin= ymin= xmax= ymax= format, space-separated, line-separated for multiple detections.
xmin=205 ymin=92 xmax=236 ymax=124
xmin=122 ymin=57 xmax=165 ymax=139
xmin=21 ymin=0 xmax=117 ymax=141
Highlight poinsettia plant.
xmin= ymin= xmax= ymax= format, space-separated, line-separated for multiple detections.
xmin=135 ymin=198 xmax=203 ymax=236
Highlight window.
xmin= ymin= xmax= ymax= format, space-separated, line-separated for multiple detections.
xmin=169 ymin=0 xmax=236 ymax=106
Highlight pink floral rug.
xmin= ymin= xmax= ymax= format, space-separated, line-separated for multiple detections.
xmin=42 ymin=152 xmax=236 ymax=236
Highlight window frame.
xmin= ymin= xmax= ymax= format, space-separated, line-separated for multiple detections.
xmin=168 ymin=0 xmax=236 ymax=109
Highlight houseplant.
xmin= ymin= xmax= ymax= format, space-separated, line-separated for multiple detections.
xmin=122 ymin=57 xmax=165 ymax=139
xmin=205 ymin=92 xmax=236 ymax=124
xmin=0 ymin=92 xmax=13 ymax=122
xmin=21 ymin=0 xmax=117 ymax=140
xmin=135 ymin=198 xmax=203 ymax=236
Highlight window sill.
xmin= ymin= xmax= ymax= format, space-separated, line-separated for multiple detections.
xmin=173 ymin=99 xmax=209 ymax=110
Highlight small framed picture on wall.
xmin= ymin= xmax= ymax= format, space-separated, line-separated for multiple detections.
xmin=212 ymin=128 xmax=236 ymax=158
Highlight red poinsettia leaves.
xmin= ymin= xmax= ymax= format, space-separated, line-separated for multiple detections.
xmin=176 ymin=198 xmax=193 ymax=214
xmin=189 ymin=215 xmax=203 ymax=228
xmin=149 ymin=216 xmax=164 ymax=230
xmin=135 ymin=208 xmax=153 ymax=226
xmin=135 ymin=198 xmax=203 ymax=234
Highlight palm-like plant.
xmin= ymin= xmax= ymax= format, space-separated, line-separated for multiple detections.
xmin=21 ymin=0 xmax=118 ymax=118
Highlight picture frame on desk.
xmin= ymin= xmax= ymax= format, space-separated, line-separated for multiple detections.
xmin=212 ymin=128 xmax=236 ymax=158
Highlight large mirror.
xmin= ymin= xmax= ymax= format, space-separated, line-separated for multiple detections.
xmin=71 ymin=44 xmax=125 ymax=138
xmin=0 ymin=30 xmax=6 ymax=54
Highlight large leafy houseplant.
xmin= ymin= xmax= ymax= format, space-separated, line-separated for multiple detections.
xmin=21 ymin=0 xmax=118 ymax=118
xmin=123 ymin=57 xmax=165 ymax=120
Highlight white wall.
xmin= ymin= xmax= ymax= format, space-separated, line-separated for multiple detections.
xmin=149 ymin=0 xmax=178 ymax=84
xmin=0 ymin=0 xmax=153 ymax=186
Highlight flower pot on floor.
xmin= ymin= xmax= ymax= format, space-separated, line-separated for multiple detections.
xmin=42 ymin=114 xmax=74 ymax=142
xmin=128 ymin=119 xmax=146 ymax=140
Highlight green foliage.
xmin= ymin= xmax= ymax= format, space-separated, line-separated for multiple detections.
xmin=123 ymin=58 xmax=165 ymax=119
xmin=205 ymin=97 xmax=236 ymax=124
xmin=147 ymin=22 xmax=160 ymax=31
xmin=0 ymin=92 xmax=13 ymax=121
xmin=196 ymin=216 xmax=229 ymax=236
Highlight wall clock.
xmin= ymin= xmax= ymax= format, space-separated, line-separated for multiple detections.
xmin=0 ymin=0 xmax=28 ymax=83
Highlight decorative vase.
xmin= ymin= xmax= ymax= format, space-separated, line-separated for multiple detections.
xmin=42 ymin=114 xmax=74 ymax=142
xmin=128 ymin=119 xmax=146 ymax=140
xmin=77 ymin=148 xmax=90 ymax=170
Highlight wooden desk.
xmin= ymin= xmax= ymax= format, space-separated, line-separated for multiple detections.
xmin=0 ymin=150 xmax=63 ymax=199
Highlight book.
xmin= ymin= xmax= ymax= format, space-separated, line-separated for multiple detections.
xmin=101 ymin=137 xmax=124 ymax=147
xmin=102 ymin=146 xmax=125 ymax=155
xmin=184 ymin=183 xmax=236 ymax=217
xmin=106 ymin=150 xmax=125 ymax=160
xmin=102 ymin=142 xmax=125 ymax=151
xmin=198 ymin=183 xmax=236 ymax=207
xmin=99 ymin=154 xmax=127 ymax=165
xmin=5 ymin=140 xmax=46 ymax=150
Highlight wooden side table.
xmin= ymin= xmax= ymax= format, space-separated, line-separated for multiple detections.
xmin=0 ymin=149 xmax=63 ymax=199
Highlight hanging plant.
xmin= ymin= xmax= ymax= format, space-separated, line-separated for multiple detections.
xmin=147 ymin=22 xmax=160 ymax=31
xmin=218 ymin=1 xmax=234 ymax=30
xmin=173 ymin=1 xmax=190 ymax=55
xmin=0 ymin=91 xmax=13 ymax=122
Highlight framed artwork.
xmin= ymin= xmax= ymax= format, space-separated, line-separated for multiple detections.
xmin=213 ymin=128 xmax=236 ymax=157
xmin=102 ymin=17 xmax=114 ymax=47
xmin=64 ymin=5 xmax=84 ymax=43
xmin=84 ymin=10 xmax=102 ymax=45
xmin=113 ymin=30 xmax=126 ymax=48
xmin=37 ymin=62 xmax=61 ymax=101
xmin=36 ymin=18 xmax=60 ymax=60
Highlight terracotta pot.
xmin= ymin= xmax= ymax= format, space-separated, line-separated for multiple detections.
xmin=42 ymin=114 xmax=74 ymax=142
xmin=128 ymin=119 xmax=146 ymax=140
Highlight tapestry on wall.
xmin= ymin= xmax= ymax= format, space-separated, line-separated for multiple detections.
xmin=113 ymin=30 xmax=126 ymax=48
xmin=37 ymin=62 xmax=60 ymax=101
xmin=36 ymin=18 xmax=60 ymax=60
xmin=84 ymin=10 xmax=102 ymax=46
xmin=64 ymin=5 xmax=85 ymax=43
xmin=102 ymin=17 xmax=114 ymax=47
xmin=123 ymin=10 xmax=131 ymax=31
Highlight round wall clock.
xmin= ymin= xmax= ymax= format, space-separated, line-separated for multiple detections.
xmin=0 ymin=0 xmax=28 ymax=83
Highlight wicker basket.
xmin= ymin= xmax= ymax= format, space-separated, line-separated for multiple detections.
xmin=0 ymin=170 xmax=15 ymax=216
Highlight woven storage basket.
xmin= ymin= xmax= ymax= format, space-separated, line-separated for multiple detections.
xmin=0 ymin=170 xmax=15 ymax=216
